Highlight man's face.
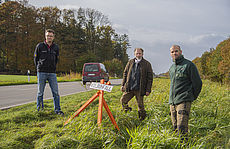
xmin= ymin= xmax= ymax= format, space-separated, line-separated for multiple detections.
xmin=134 ymin=49 xmax=143 ymax=59
xmin=45 ymin=32 xmax=54 ymax=43
xmin=170 ymin=46 xmax=182 ymax=60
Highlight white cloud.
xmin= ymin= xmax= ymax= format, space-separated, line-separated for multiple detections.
xmin=112 ymin=24 xmax=129 ymax=35
xmin=189 ymin=34 xmax=226 ymax=45
xmin=58 ymin=4 xmax=80 ymax=10
xmin=28 ymin=0 xmax=230 ymax=73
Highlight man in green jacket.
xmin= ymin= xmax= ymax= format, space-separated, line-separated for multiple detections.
xmin=120 ymin=48 xmax=153 ymax=121
xmin=169 ymin=45 xmax=202 ymax=139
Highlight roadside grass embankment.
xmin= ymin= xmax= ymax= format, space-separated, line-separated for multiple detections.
xmin=0 ymin=75 xmax=38 ymax=86
xmin=0 ymin=73 xmax=82 ymax=86
xmin=0 ymin=78 xmax=229 ymax=148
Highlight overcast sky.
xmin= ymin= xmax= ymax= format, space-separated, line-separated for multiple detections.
xmin=29 ymin=0 xmax=230 ymax=74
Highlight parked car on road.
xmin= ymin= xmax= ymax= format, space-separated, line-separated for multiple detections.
xmin=82 ymin=63 xmax=109 ymax=85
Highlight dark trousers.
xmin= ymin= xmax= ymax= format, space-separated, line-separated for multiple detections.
xmin=120 ymin=90 xmax=145 ymax=111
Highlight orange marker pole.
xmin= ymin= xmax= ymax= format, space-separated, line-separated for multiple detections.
xmin=64 ymin=91 xmax=100 ymax=126
xmin=102 ymin=97 xmax=120 ymax=130
xmin=97 ymin=79 xmax=104 ymax=127
xmin=103 ymin=80 xmax=119 ymax=130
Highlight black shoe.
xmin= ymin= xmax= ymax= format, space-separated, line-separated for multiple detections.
xmin=138 ymin=110 xmax=147 ymax=121
xmin=37 ymin=108 xmax=44 ymax=112
xmin=124 ymin=107 xmax=132 ymax=113
xmin=55 ymin=111 xmax=64 ymax=115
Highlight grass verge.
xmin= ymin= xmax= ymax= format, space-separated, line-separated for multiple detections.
xmin=0 ymin=78 xmax=229 ymax=148
xmin=0 ymin=74 xmax=81 ymax=86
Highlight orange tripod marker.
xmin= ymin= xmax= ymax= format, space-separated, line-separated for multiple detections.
xmin=64 ymin=91 xmax=99 ymax=126
xmin=64 ymin=79 xmax=119 ymax=131
xmin=97 ymin=79 xmax=104 ymax=126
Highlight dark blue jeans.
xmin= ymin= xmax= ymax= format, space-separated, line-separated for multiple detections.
xmin=36 ymin=72 xmax=61 ymax=112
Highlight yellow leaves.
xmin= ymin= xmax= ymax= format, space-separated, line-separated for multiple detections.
xmin=195 ymin=38 xmax=230 ymax=83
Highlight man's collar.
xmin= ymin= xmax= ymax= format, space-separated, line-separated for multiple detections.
xmin=174 ymin=55 xmax=184 ymax=64
xmin=45 ymin=40 xmax=53 ymax=45
xmin=44 ymin=41 xmax=53 ymax=48
xmin=135 ymin=58 xmax=142 ymax=63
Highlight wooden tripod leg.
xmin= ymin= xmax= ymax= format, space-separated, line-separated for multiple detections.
xmin=97 ymin=79 xmax=104 ymax=127
xmin=64 ymin=91 xmax=100 ymax=126
xmin=102 ymin=98 xmax=120 ymax=131
xmin=97 ymin=90 xmax=103 ymax=126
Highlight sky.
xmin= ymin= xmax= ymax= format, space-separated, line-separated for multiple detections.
xmin=28 ymin=0 xmax=230 ymax=74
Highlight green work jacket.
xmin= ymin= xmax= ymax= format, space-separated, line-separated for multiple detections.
xmin=169 ymin=55 xmax=202 ymax=105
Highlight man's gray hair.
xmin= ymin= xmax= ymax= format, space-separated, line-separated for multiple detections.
xmin=134 ymin=48 xmax=144 ymax=53
xmin=171 ymin=45 xmax=181 ymax=50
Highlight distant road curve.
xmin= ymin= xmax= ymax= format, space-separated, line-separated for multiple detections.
xmin=0 ymin=79 xmax=122 ymax=110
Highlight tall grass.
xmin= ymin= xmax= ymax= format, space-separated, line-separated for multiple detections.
xmin=58 ymin=71 xmax=82 ymax=82
xmin=0 ymin=78 xmax=229 ymax=148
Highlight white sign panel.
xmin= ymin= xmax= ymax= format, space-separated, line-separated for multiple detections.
xmin=90 ymin=82 xmax=113 ymax=92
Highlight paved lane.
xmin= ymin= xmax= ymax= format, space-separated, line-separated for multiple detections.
xmin=0 ymin=79 xmax=122 ymax=110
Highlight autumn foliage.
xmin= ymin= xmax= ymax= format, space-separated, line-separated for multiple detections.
xmin=192 ymin=38 xmax=230 ymax=84
xmin=0 ymin=1 xmax=129 ymax=76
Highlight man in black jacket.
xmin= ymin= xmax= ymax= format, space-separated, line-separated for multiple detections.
xmin=34 ymin=29 xmax=64 ymax=115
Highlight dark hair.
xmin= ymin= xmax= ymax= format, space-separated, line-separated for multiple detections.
xmin=45 ymin=29 xmax=55 ymax=34
xmin=134 ymin=48 xmax=144 ymax=53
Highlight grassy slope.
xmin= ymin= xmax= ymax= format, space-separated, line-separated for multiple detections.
xmin=0 ymin=75 xmax=38 ymax=85
xmin=0 ymin=75 xmax=82 ymax=86
xmin=0 ymin=78 xmax=229 ymax=149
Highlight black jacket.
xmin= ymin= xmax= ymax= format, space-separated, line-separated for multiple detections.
xmin=34 ymin=41 xmax=59 ymax=73
xmin=129 ymin=62 xmax=141 ymax=91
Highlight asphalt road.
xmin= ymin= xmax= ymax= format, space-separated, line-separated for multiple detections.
xmin=0 ymin=79 xmax=122 ymax=110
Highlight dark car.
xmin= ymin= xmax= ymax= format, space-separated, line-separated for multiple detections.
xmin=82 ymin=63 xmax=109 ymax=85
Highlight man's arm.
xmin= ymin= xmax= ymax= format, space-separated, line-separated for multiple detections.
xmin=121 ymin=61 xmax=130 ymax=92
xmin=146 ymin=62 xmax=153 ymax=94
xmin=121 ymin=61 xmax=130 ymax=86
xmin=55 ymin=45 xmax=59 ymax=65
xmin=34 ymin=44 xmax=40 ymax=68
xmin=190 ymin=63 xmax=202 ymax=99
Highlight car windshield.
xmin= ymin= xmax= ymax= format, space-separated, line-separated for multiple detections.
xmin=84 ymin=64 xmax=99 ymax=72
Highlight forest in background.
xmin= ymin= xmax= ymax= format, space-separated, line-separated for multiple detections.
xmin=192 ymin=38 xmax=230 ymax=84
xmin=0 ymin=1 xmax=129 ymax=76
xmin=0 ymin=1 xmax=229 ymax=84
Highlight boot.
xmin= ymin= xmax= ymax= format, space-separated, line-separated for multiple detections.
xmin=172 ymin=125 xmax=177 ymax=132
xmin=138 ymin=110 xmax=146 ymax=121
xmin=124 ymin=107 xmax=132 ymax=113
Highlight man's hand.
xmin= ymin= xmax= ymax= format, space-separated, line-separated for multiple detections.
xmin=146 ymin=92 xmax=150 ymax=96
xmin=121 ymin=86 xmax=125 ymax=92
